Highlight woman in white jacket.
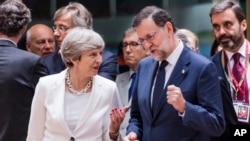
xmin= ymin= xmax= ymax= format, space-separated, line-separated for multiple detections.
xmin=27 ymin=27 xmax=125 ymax=141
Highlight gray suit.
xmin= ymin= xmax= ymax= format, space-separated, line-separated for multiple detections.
xmin=116 ymin=71 xmax=132 ymax=138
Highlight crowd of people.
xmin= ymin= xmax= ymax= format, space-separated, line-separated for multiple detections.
xmin=0 ymin=0 xmax=249 ymax=141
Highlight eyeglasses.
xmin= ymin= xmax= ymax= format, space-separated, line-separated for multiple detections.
xmin=138 ymin=30 xmax=159 ymax=45
xmin=122 ymin=41 xmax=141 ymax=49
xmin=52 ymin=25 xmax=71 ymax=33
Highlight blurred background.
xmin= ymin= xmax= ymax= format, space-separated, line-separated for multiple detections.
xmin=1 ymin=0 xmax=249 ymax=57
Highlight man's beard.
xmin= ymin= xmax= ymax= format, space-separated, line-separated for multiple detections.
xmin=218 ymin=33 xmax=243 ymax=50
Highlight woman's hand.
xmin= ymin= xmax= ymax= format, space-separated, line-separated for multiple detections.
xmin=109 ymin=106 xmax=129 ymax=140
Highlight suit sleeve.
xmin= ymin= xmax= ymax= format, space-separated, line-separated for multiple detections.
xmin=99 ymin=51 xmax=117 ymax=81
xmin=182 ymin=62 xmax=225 ymax=136
xmin=126 ymin=64 xmax=142 ymax=140
xmin=31 ymin=58 xmax=48 ymax=86
xmin=26 ymin=79 xmax=47 ymax=141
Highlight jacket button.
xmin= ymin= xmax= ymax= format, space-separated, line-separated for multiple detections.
xmin=70 ymin=137 xmax=75 ymax=141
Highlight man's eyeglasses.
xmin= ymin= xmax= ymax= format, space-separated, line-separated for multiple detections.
xmin=138 ymin=30 xmax=159 ymax=45
xmin=52 ymin=25 xmax=71 ymax=33
xmin=122 ymin=41 xmax=141 ymax=49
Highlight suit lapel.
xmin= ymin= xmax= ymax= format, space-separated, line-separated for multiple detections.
xmin=50 ymin=72 xmax=104 ymax=134
xmin=214 ymin=52 xmax=226 ymax=78
xmin=153 ymin=47 xmax=190 ymax=119
xmin=50 ymin=69 xmax=73 ymax=134
xmin=214 ymin=51 xmax=233 ymax=102
xmin=139 ymin=58 xmax=158 ymax=119
xmin=116 ymin=72 xmax=130 ymax=107
xmin=74 ymin=76 xmax=102 ymax=131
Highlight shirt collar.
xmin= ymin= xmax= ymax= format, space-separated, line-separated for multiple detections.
xmin=129 ymin=70 xmax=136 ymax=77
xmin=165 ymin=39 xmax=184 ymax=65
xmin=225 ymin=39 xmax=247 ymax=60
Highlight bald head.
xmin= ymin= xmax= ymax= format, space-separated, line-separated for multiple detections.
xmin=26 ymin=24 xmax=55 ymax=57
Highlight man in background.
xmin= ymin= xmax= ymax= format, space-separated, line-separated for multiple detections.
xmin=43 ymin=2 xmax=117 ymax=81
xmin=210 ymin=1 xmax=250 ymax=140
xmin=116 ymin=27 xmax=148 ymax=138
xmin=176 ymin=28 xmax=199 ymax=53
xmin=0 ymin=1 xmax=48 ymax=141
xmin=26 ymin=24 xmax=55 ymax=57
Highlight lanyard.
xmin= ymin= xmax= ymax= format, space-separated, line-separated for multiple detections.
xmin=221 ymin=40 xmax=249 ymax=101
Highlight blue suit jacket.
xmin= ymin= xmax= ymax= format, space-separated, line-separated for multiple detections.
xmin=43 ymin=48 xmax=117 ymax=81
xmin=127 ymin=47 xmax=225 ymax=141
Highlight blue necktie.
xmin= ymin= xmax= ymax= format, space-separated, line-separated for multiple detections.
xmin=128 ymin=73 xmax=136 ymax=101
xmin=152 ymin=60 xmax=168 ymax=115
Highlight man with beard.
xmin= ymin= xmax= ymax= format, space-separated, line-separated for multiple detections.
xmin=210 ymin=1 xmax=250 ymax=140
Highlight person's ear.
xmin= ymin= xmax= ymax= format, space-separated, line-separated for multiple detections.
xmin=240 ymin=19 xmax=247 ymax=32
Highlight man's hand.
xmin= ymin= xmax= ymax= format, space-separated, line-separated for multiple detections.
xmin=166 ymin=85 xmax=186 ymax=113
xmin=123 ymin=132 xmax=138 ymax=141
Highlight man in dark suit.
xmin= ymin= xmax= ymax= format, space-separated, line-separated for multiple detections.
xmin=210 ymin=1 xmax=250 ymax=140
xmin=25 ymin=24 xmax=56 ymax=57
xmin=0 ymin=1 xmax=48 ymax=141
xmin=123 ymin=6 xmax=225 ymax=141
xmin=43 ymin=2 xmax=117 ymax=81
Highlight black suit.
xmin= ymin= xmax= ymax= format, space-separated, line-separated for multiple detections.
xmin=43 ymin=48 xmax=117 ymax=81
xmin=210 ymin=51 xmax=238 ymax=141
xmin=0 ymin=39 xmax=48 ymax=141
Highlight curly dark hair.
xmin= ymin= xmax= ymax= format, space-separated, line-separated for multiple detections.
xmin=0 ymin=0 xmax=31 ymax=37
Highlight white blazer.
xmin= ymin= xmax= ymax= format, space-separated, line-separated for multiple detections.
xmin=27 ymin=69 xmax=120 ymax=141
xmin=115 ymin=71 xmax=132 ymax=139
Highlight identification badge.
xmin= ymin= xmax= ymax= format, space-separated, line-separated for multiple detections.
xmin=233 ymin=102 xmax=250 ymax=123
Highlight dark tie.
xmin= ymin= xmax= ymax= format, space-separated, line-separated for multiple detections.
xmin=232 ymin=53 xmax=249 ymax=103
xmin=152 ymin=60 xmax=168 ymax=115
xmin=128 ymin=73 xmax=136 ymax=101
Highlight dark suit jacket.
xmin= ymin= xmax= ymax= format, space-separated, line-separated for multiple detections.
xmin=43 ymin=48 xmax=117 ymax=81
xmin=0 ymin=39 xmax=48 ymax=141
xmin=127 ymin=46 xmax=225 ymax=141
xmin=210 ymin=51 xmax=239 ymax=141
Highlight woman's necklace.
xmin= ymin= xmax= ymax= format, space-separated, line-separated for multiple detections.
xmin=65 ymin=70 xmax=93 ymax=95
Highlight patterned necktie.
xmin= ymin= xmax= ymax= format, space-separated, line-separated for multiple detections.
xmin=232 ymin=53 xmax=249 ymax=103
xmin=128 ymin=73 xmax=136 ymax=101
xmin=152 ymin=60 xmax=168 ymax=115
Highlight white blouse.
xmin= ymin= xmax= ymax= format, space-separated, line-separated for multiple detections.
xmin=64 ymin=91 xmax=91 ymax=131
